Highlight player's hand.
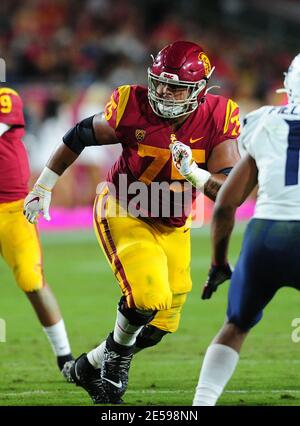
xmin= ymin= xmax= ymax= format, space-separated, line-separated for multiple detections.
xmin=169 ymin=141 xmax=196 ymax=176
xmin=23 ymin=184 xmax=52 ymax=224
xmin=201 ymin=264 xmax=232 ymax=300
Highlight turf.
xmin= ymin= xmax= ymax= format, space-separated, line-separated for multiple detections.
xmin=1 ymin=225 xmax=300 ymax=406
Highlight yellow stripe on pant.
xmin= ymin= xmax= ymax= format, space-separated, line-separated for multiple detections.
xmin=93 ymin=189 xmax=192 ymax=333
xmin=0 ymin=199 xmax=44 ymax=292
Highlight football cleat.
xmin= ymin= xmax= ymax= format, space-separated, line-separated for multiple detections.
xmin=57 ymin=354 xmax=75 ymax=382
xmin=61 ymin=359 xmax=75 ymax=383
xmin=68 ymin=353 xmax=109 ymax=404
xmin=100 ymin=332 xmax=134 ymax=404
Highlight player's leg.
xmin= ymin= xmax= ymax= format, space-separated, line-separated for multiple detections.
xmin=25 ymin=286 xmax=73 ymax=371
xmin=69 ymin=191 xmax=173 ymax=403
xmin=111 ymin=219 xmax=192 ymax=354
xmin=78 ymin=199 xmax=191 ymax=366
xmin=193 ymin=219 xmax=283 ymax=406
xmin=1 ymin=200 xmax=73 ymax=374
xmin=142 ymin=220 xmax=192 ymax=341
xmin=276 ymin=220 xmax=300 ymax=292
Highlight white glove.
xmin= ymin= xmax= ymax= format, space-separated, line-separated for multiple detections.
xmin=23 ymin=167 xmax=59 ymax=224
xmin=170 ymin=141 xmax=196 ymax=176
xmin=170 ymin=141 xmax=211 ymax=190
xmin=24 ymin=184 xmax=52 ymax=224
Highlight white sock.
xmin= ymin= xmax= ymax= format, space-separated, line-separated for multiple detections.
xmin=87 ymin=311 xmax=144 ymax=369
xmin=193 ymin=343 xmax=239 ymax=406
xmin=87 ymin=341 xmax=106 ymax=369
xmin=43 ymin=319 xmax=71 ymax=357
xmin=113 ymin=310 xmax=144 ymax=347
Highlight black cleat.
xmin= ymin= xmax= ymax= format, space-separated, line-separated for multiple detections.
xmin=100 ymin=333 xmax=134 ymax=404
xmin=69 ymin=353 xmax=109 ymax=404
xmin=61 ymin=359 xmax=75 ymax=383
xmin=57 ymin=353 xmax=74 ymax=371
xmin=57 ymin=354 xmax=74 ymax=382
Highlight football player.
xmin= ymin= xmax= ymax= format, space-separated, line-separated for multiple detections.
xmin=193 ymin=53 xmax=300 ymax=406
xmin=0 ymin=87 xmax=73 ymax=377
xmin=24 ymin=41 xmax=240 ymax=404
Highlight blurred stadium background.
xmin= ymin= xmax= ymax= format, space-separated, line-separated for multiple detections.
xmin=2 ymin=0 xmax=298 ymax=214
xmin=1 ymin=0 xmax=300 ymax=406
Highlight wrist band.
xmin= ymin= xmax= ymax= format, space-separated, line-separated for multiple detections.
xmin=36 ymin=167 xmax=59 ymax=191
xmin=185 ymin=162 xmax=211 ymax=190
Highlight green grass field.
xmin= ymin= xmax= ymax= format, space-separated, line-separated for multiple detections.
xmin=1 ymin=224 xmax=300 ymax=406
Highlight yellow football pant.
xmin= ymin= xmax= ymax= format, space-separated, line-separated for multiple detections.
xmin=0 ymin=199 xmax=44 ymax=292
xmin=93 ymin=189 xmax=192 ymax=333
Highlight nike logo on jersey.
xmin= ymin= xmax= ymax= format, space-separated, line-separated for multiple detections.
xmin=189 ymin=136 xmax=204 ymax=144
xmin=102 ymin=377 xmax=123 ymax=389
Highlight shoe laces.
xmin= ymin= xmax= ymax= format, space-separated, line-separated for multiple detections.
xmin=104 ymin=349 xmax=132 ymax=377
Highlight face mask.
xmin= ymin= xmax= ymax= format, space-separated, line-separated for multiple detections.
xmin=156 ymin=101 xmax=186 ymax=118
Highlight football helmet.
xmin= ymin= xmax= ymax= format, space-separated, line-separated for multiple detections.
xmin=277 ymin=53 xmax=300 ymax=104
xmin=148 ymin=41 xmax=214 ymax=119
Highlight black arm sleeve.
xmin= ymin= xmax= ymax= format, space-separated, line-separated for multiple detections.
xmin=62 ymin=115 xmax=97 ymax=155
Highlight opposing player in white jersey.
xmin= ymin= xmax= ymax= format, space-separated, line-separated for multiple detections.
xmin=193 ymin=53 xmax=300 ymax=406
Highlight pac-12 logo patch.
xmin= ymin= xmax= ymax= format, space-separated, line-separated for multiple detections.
xmin=198 ymin=52 xmax=211 ymax=76
xmin=135 ymin=129 xmax=146 ymax=142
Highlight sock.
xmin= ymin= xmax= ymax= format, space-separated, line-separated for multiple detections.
xmin=87 ymin=310 xmax=144 ymax=368
xmin=193 ymin=343 xmax=239 ymax=406
xmin=87 ymin=324 xmax=145 ymax=369
xmin=43 ymin=319 xmax=71 ymax=357
xmin=87 ymin=307 xmax=148 ymax=369
xmin=87 ymin=341 xmax=106 ymax=369
xmin=113 ymin=309 xmax=144 ymax=347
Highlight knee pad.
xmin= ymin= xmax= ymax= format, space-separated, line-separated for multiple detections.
xmin=118 ymin=296 xmax=157 ymax=326
xmin=135 ymin=325 xmax=169 ymax=349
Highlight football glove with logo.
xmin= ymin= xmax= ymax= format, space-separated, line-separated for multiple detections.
xmin=202 ymin=264 xmax=232 ymax=300
xmin=23 ymin=167 xmax=59 ymax=224
xmin=170 ymin=141 xmax=195 ymax=176
xmin=24 ymin=184 xmax=52 ymax=224
xmin=170 ymin=141 xmax=211 ymax=189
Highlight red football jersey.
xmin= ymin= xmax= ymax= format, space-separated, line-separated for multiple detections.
xmin=0 ymin=87 xmax=29 ymax=203
xmin=104 ymin=85 xmax=240 ymax=227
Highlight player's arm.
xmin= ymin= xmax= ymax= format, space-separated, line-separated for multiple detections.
xmin=202 ymin=153 xmax=258 ymax=299
xmin=24 ymin=113 xmax=119 ymax=223
xmin=203 ymin=138 xmax=240 ymax=201
xmin=170 ymin=138 xmax=240 ymax=201
xmin=212 ymin=153 xmax=258 ymax=264
xmin=46 ymin=113 xmax=118 ymax=174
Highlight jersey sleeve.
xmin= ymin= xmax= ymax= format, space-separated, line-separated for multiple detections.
xmin=239 ymin=106 xmax=270 ymax=158
xmin=0 ymin=88 xmax=25 ymax=127
xmin=218 ymin=98 xmax=240 ymax=143
xmin=104 ymin=85 xmax=131 ymax=138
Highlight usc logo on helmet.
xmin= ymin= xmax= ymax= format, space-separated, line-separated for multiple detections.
xmin=198 ymin=53 xmax=211 ymax=77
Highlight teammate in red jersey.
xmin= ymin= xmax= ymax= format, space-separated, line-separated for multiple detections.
xmin=0 ymin=87 xmax=73 ymax=376
xmin=24 ymin=41 xmax=240 ymax=404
